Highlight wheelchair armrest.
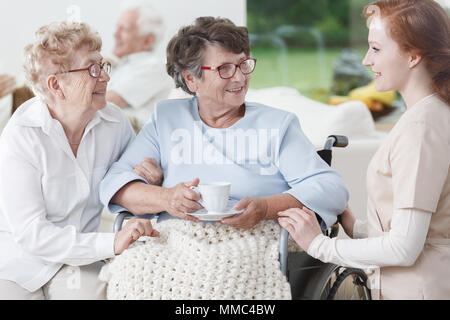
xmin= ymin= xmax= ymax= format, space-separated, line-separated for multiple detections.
xmin=279 ymin=228 xmax=289 ymax=277
xmin=328 ymin=222 xmax=339 ymax=238
xmin=113 ymin=211 xmax=135 ymax=233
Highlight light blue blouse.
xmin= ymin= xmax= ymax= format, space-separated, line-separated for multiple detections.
xmin=100 ymin=97 xmax=349 ymax=228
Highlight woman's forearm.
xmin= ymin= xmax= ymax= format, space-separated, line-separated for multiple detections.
xmin=265 ymin=193 xmax=303 ymax=219
xmin=111 ymin=181 xmax=168 ymax=215
xmin=308 ymin=208 xmax=431 ymax=268
xmin=352 ymin=218 xmax=368 ymax=239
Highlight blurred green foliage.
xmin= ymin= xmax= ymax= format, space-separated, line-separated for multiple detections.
xmin=247 ymin=0 xmax=370 ymax=47
xmin=246 ymin=0 xmax=376 ymax=101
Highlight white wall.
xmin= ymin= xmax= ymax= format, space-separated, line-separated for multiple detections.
xmin=0 ymin=0 xmax=246 ymax=83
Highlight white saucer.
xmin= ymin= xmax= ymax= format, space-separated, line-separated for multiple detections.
xmin=187 ymin=206 xmax=243 ymax=221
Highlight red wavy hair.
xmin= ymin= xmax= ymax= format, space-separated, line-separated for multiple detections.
xmin=364 ymin=0 xmax=450 ymax=105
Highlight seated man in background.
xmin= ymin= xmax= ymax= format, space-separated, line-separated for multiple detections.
xmin=106 ymin=2 xmax=173 ymax=132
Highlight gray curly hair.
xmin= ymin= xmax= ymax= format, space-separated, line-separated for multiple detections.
xmin=166 ymin=16 xmax=250 ymax=95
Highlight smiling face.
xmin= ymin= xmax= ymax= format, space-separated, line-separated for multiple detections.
xmin=362 ymin=17 xmax=411 ymax=92
xmin=58 ymin=46 xmax=110 ymax=112
xmin=113 ymin=10 xmax=153 ymax=58
xmin=188 ymin=44 xmax=250 ymax=112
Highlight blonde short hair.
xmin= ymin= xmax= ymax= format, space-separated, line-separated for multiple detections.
xmin=23 ymin=21 xmax=102 ymax=101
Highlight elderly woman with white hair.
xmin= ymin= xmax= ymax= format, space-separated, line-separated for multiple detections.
xmin=0 ymin=21 xmax=159 ymax=300
xmin=106 ymin=1 xmax=173 ymax=131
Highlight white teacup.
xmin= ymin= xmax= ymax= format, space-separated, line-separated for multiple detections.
xmin=192 ymin=182 xmax=231 ymax=213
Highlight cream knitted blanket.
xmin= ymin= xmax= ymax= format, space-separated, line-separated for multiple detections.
xmin=99 ymin=219 xmax=292 ymax=300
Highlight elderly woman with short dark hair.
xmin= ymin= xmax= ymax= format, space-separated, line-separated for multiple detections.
xmin=0 ymin=21 xmax=158 ymax=300
xmin=99 ymin=17 xmax=348 ymax=299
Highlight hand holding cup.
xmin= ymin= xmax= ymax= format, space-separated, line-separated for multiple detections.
xmin=164 ymin=178 xmax=202 ymax=222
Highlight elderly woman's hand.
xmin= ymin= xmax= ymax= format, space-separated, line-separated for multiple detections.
xmin=133 ymin=157 xmax=163 ymax=186
xmin=221 ymin=197 xmax=268 ymax=229
xmin=0 ymin=74 xmax=16 ymax=98
xmin=164 ymin=178 xmax=202 ymax=222
xmin=114 ymin=218 xmax=159 ymax=255
xmin=277 ymin=207 xmax=322 ymax=252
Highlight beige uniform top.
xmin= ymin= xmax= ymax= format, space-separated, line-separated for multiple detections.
xmin=366 ymin=94 xmax=450 ymax=299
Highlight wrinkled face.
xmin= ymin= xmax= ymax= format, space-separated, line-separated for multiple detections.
xmin=113 ymin=10 xmax=150 ymax=58
xmin=362 ymin=17 xmax=410 ymax=92
xmin=190 ymin=44 xmax=250 ymax=112
xmin=58 ymin=46 xmax=110 ymax=111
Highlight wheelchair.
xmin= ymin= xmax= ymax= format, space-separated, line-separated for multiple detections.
xmin=112 ymin=135 xmax=371 ymax=300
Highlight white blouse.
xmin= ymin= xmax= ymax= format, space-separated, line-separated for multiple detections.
xmin=108 ymin=51 xmax=173 ymax=128
xmin=0 ymin=97 xmax=134 ymax=292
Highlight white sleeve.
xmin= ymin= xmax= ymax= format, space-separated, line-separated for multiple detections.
xmin=307 ymin=208 xmax=431 ymax=269
xmin=352 ymin=218 xmax=368 ymax=239
xmin=0 ymin=147 xmax=115 ymax=266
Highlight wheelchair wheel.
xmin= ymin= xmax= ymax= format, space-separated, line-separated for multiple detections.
xmin=301 ymin=264 xmax=371 ymax=300
xmin=328 ymin=267 xmax=371 ymax=300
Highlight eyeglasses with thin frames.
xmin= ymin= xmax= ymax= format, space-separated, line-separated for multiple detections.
xmin=201 ymin=58 xmax=256 ymax=79
xmin=54 ymin=61 xmax=112 ymax=78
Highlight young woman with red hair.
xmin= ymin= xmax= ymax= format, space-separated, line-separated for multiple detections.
xmin=278 ymin=0 xmax=450 ymax=299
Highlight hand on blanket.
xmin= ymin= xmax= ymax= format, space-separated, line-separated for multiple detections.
xmin=114 ymin=218 xmax=160 ymax=255
xmin=277 ymin=206 xmax=322 ymax=252
xmin=133 ymin=157 xmax=163 ymax=186
xmin=221 ymin=197 xmax=268 ymax=229
xmin=164 ymin=178 xmax=202 ymax=222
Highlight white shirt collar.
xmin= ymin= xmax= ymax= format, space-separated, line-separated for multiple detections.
xmin=14 ymin=97 xmax=120 ymax=135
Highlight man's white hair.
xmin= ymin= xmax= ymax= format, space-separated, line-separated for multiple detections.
xmin=121 ymin=0 xmax=165 ymax=48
